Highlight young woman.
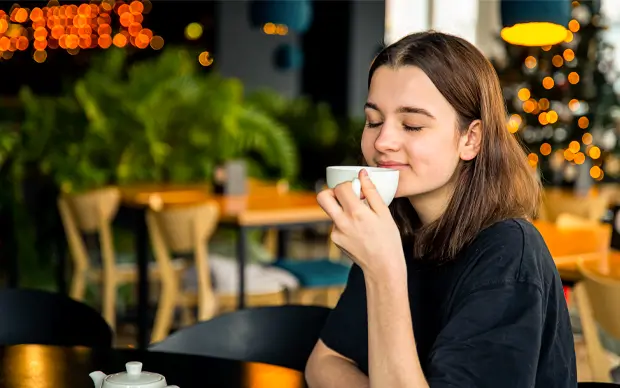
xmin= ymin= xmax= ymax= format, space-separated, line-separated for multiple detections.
xmin=306 ymin=31 xmax=577 ymax=388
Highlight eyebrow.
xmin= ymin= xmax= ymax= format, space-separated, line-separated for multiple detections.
xmin=364 ymin=102 xmax=436 ymax=120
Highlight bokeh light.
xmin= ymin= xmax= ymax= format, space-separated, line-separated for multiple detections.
xmin=0 ymin=0 xmax=161 ymax=62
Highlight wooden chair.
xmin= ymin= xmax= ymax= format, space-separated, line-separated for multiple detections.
xmin=574 ymin=260 xmax=620 ymax=383
xmin=255 ymin=180 xmax=349 ymax=307
xmin=271 ymin=228 xmax=350 ymax=308
xmin=146 ymin=200 xmax=297 ymax=343
xmin=58 ymin=187 xmax=186 ymax=333
xmin=540 ymin=190 xmax=610 ymax=223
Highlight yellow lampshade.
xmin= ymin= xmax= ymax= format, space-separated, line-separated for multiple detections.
xmin=501 ymin=22 xmax=568 ymax=46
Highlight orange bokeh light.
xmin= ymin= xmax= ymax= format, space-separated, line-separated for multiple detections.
xmin=0 ymin=0 xmax=160 ymax=60
xmin=112 ymin=32 xmax=127 ymax=47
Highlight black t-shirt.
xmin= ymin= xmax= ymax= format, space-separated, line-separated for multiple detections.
xmin=320 ymin=218 xmax=577 ymax=387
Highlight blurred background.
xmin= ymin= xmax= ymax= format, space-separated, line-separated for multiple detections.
xmin=1 ymin=0 xmax=620 ymax=382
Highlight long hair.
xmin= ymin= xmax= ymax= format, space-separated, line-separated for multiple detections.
xmin=368 ymin=31 xmax=541 ymax=261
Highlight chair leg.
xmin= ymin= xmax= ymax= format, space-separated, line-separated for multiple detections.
xmin=102 ymin=279 xmax=117 ymax=333
xmin=327 ymin=287 xmax=344 ymax=307
xmin=151 ymin=284 xmax=177 ymax=343
xmin=179 ymin=304 xmax=195 ymax=327
xmin=70 ymin=272 xmax=87 ymax=301
xmin=298 ymin=289 xmax=323 ymax=306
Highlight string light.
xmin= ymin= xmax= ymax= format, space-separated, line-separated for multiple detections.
xmin=563 ymin=49 xmax=575 ymax=62
xmin=262 ymin=22 xmax=288 ymax=36
xmin=524 ymin=56 xmax=537 ymax=69
xmin=568 ymin=19 xmax=580 ymax=33
xmin=198 ymin=50 xmax=213 ymax=67
xmin=542 ymin=76 xmax=554 ymax=89
xmin=578 ymin=116 xmax=589 ymax=129
xmin=0 ymin=0 xmax=163 ymax=63
xmin=590 ymin=165 xmax=602 ymax=179
xmin=567 ymin=72 xmax=580 ymax=84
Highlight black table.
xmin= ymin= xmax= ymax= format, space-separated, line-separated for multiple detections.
xmin=0 ymin=344 xmax=307 ymax=388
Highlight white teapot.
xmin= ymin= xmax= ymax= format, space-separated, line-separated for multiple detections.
xmin=90 ymin=361 xmax=179 ymax=388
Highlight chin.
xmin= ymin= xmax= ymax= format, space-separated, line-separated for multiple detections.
xmin=394 ymin=180 xmax=436 ymax=199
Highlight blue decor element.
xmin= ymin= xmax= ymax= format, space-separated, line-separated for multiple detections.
xmin=500 ymin=0 xmax=570 ymax=28
xmin=273 ymin=259 xmax=351 ymax=287
xmin=249 ymin=0 xmax=313 ymax=33
xmin=273 ymin=43 xmax=304 ymax=70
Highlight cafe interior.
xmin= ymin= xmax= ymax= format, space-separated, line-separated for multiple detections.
xmin=1 ymin=0 xmax=620 ymax=386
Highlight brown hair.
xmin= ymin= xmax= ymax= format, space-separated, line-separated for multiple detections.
xmin=368 ymin=31 xmax=541 ymax=261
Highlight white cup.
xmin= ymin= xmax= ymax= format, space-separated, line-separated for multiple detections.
xmin=326 ymin=166 xmax=399 ymax=205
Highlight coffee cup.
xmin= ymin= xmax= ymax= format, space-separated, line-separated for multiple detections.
xmin=326 ymin=166 xmax=399 ymax=205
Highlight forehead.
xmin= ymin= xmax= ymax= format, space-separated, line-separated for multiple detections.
xmin=367 ymin=65 xmax=452 ymax=116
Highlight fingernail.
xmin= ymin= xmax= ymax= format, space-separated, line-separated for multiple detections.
xmin=360 ymin=169 xmax=369 ymax=178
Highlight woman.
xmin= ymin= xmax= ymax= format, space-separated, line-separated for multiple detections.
xmin=306 ymin=31 xmax=577 ymax=387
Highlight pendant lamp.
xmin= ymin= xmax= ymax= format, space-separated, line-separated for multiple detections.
xmin=249 ymin=0 xmax=313 ymax=34
xmin=500 ymin=0 xmax=570 ymax=46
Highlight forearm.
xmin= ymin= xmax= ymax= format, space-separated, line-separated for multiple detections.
xmin=365 ymin=270 xmax=428 ymax=388
xmin=306 ymin=354 xmax=369 ymax=388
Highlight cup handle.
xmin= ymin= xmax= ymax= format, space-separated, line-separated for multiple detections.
xmin=351 ymin=178 xmax=361 ymax=199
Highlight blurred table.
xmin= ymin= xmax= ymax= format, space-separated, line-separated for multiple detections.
xmin=0 ymin=344 xmax=306 ymax=388
xmin=119 ymin=183 xmax=331 ymax=349
xmin=533 ymin=220 xmax=620 ymax=283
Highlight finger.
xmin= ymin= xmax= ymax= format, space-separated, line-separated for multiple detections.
xmin=359 ymin=168 xmax=388 ymax=214
xmin=334 ymin=181 xmax=364 ymax=213
xmin=357 ymin=170 xmax=366 ymax=200
xmin=330 ymin=227 xmax=356 ymax=261
xmin=316 ymin=189 xmax=346 ymax=223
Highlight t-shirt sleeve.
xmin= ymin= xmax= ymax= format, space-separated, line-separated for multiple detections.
xmin=425 ymin=280 xmax=544 ymax=388
xmin=319 ymin=264 xmax=368 ymax=366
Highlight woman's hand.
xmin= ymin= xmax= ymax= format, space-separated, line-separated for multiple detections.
xmin=317 ymin=169 xmax=405 ymax=279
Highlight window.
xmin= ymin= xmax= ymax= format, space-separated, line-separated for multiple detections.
xmin=384 ymin=0 xmax=429 ymax=45
xmin=601 ymin=0 xmax=620 ymax=75
xmin=432 ymin=0 xmax=478 ymax=45
xmin=385 ymin=0 xmax=479 ymax=46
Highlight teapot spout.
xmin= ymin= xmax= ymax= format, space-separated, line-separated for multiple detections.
xmin=89 ymin=371 xmax=107 ymax=388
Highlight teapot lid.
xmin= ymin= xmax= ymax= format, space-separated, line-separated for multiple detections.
xmin=105 ymin=362 xmax=164 ymax=386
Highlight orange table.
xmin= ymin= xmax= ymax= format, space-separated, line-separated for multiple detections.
xmin=533 ymin=220 xmax=620 ymax=282
xmin=118 ymin=183 xmax=330 ymax=348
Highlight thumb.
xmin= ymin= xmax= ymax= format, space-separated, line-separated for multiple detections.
xmin=359 ymin=169 xmax=385 ymax=211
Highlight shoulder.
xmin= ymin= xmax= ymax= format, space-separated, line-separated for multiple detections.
xmin=456 ymin=218 xmax=554 ymax=293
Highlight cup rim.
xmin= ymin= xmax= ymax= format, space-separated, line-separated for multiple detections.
xmin=326 ymin=166 xmax=398 ymax=173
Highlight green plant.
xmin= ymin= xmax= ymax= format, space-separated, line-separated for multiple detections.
xmin=0 ymin=122 xmax=18 ymax=171
xmin=246 ymin=89 xmax=364 ymax=187
xmin=73 ymin=47 xmax=300 ymax=186
xmin=247 ymin=89 xmax=340 ymax=148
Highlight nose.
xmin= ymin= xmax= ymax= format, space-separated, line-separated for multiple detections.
xmin=374 ymin=124 xmax=402 ymax=153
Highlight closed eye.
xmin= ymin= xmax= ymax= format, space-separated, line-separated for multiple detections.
xmin=404 ymin=125 xmax=423 ymax=132
xmin=365 ymin=122 xmax=382 ymax=128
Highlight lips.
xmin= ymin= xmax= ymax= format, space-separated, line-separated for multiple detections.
xmin=377 ymin=161 xmax=409 ymax=168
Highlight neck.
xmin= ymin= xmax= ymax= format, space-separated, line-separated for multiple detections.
xmin=408 ymin=183 xmax=454 ymax=225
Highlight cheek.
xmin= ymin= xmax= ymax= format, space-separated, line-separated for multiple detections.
xmin=361 ymin=130 xmax=375 ymax=162
xmin=407 ymin=134 xmax=460 ymax=174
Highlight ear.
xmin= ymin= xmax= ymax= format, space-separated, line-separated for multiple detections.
xmin=459 ymin=120 xmax=482 ymax=161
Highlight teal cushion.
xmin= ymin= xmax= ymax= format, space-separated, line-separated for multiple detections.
xmin=273 ymin=259 xmax=351 ymax=287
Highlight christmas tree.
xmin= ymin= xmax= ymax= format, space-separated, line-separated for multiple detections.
xmin=494 ymin=0 xmax=620 ymax=187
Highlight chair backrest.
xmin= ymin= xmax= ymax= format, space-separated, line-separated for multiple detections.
xmin=149 ymin=305 xmax=331 ymax=371
xmin=0 ymin=288 xmax=112 ymax=348
xmin=146 ymin=200 xmax=220 ymax=331
xmin=540 ymin=189 xmax=609 ymax=223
